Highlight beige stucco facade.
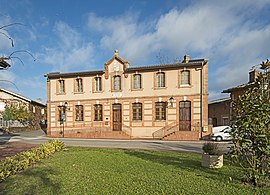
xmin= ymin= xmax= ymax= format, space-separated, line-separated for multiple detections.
xmin=46 ymin=51 xmax=209 ymax=140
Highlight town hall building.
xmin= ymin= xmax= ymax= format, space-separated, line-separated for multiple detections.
xmin=46 ymin=50 xmax=209 ymax=140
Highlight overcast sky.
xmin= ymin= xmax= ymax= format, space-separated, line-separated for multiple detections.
xmin=0 ymin=0 xmax=269 ymax=103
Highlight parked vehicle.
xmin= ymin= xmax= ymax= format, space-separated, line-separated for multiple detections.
xmin=211 ymin=126 xmax=232 ymax=141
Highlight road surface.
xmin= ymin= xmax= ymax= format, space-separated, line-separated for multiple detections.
xmin=0 ymin=130 xmax=232 ymax=153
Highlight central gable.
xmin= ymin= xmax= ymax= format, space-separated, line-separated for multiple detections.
xmin=104 ymin=50 xmax=129 ymax=79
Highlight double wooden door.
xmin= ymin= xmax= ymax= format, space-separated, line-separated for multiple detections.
xmin=179 ymin=101 xmax=191 ymax=131
xmin=113 ymin=104 xmax=122 ymax=131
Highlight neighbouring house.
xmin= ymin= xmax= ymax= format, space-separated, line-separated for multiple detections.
xmin=0 ymin=88 xmax=46 ymax=131
xmin=208 ymin=98 xmax=230 ymax=127
xmin=221 ymin=69 xmax=260 ymax=125
xmin=45 ymin=50 xmax=209 ymax=140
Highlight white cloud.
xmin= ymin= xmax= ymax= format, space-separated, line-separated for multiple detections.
xmin=87 ymin=1 xmax=270 ymax=100
xmin=40 ymin=21 xmax=95 ymax=71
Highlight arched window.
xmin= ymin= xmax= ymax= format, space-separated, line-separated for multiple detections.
xmin=157 ymin=72 xmax=165 ymax=88
xmin=113 ymin=75 xmax=121 ymax=91
xmin=132 ymin=103 xmax=142 ymax=120
xmin=181 ymin=70 xmax=190 ymax=85
xmin=58 ymin=79 xmax=65 ymax=94
xmin=94 ymin=104 xmax=103 ymax=121
xmin=75 ymin=78 xmax=83 ymax=92
xmin=133 ymin=74 xmax=142 ymax=89
xmin=95 ymin=76 xmax=102 ymax=92
xmin=75 ymin=105 xmax=84 ymax=121
xmin=155 ymin=102 xmax=166 ymax=120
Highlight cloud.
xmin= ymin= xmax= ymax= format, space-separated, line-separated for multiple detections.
xmin=87 ymin=1 xmax=270 ymax=100
xmin=40 ymin=21 xmax=95 ymax=71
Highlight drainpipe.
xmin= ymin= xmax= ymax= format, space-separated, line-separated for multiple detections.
xmin=200 ymin=62 xmax=204 ymax=139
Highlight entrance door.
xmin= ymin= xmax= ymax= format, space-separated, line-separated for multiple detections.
xmin=179 ymin=101 xmax=191 ymax=131
xmin=113 ymin=104 xmax=122 ymax=131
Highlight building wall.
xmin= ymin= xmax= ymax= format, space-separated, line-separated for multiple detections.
xmin=208 ymin=100 xmax=230 ymax=127
xmin=47 ymin=53 xmax=209 ymax=140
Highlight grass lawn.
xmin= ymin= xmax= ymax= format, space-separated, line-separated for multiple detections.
xmin=0 ymin=147 xmax=269 ymax=195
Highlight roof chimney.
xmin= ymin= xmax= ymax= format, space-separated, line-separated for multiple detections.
xmin=182 ymin=54 xmax=190 ymax=63
xmin=249 ymin=69 xmax=259 ymax=83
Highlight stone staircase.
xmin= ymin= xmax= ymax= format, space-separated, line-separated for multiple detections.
xmin=152 ymin=122 xmax=179 ymax=139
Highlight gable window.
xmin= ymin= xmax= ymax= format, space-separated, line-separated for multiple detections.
xmin=132 ymin=103 xmax=142 ymax=120
xmin=94 ymin=104 xmax=103 ymax=121
xmin=75 ymin=78 xmax=83 ymax=93
xmin=58 ymin=80 xmax=65 ymax=94
xmin=155 ymin=102 xmax=166 ymax=120
xmin=181 ymin=70 xmax=190 ymax=85
xmin=133 ymin=74 xmax=142 ymax=89
xmin=75 ymin=105 xmax=84 ymax=121
xmin=113 ymin=75 xmax=121 ymax=91
xmin=157 ymin=72 xmax=165 ymax=88
xmin=95 ymin=76 xmax=102 ymax=92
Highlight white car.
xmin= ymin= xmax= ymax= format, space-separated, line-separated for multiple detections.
xmin=211 ymin=126 xmax=232 ymax=141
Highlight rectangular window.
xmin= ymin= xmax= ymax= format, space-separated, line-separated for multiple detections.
xmin=181 ymin=70 xmax=190 ymax=85
xmin=132 ymin=103 xmax=142 ymax=120
xmin=157 ymin=72 xmax=165 ymax=88
xmin=58 ymin=80 xmax=65 ymax=94
xmin=94 ymin=104 xmax=103 ymax=121
xmin=75 ymin=78 xmax=83 ymax=93
xmin=223 ymin=117 xmax=229 ymax=126
xmin=75 ymin=105 xmax=84 ymax=121
xmin=155 ymin=102 xmax=166 ymax=120
xmin=133 ymin=74 xmax=142 ymax=89
xmin=95 ymin=77 xmax=102 ymax=92
xmin=113 ymin=76 xmax=121 ymax=91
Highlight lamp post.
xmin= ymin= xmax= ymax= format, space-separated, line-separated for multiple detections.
xmin=60 ymin=102 xmax=68 ymax=138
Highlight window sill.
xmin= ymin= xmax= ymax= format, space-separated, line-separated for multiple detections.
xmin=155 ymin=120 xmax=166 ymax=122
xmin=75 ymin=120 xmax=84 ymax=122
xmin=56 ymin=93 xmax=66 ymax=95
xmin=131 ymin=88 xmax=143 ymax=91
xmin=154 ymin=87 xmax=167 ymax=90
xmin=74 ymin=92 xmax=84 ymax=94
xmin=93 ymin=90 xmax=104 ymax=93
xmin=132 ymin=120 xmax=142 ymax=122
xmin=180 ymin=84 xmax=191 ymax=88
xmin=111 ymin=90 xmax=122 ymax=92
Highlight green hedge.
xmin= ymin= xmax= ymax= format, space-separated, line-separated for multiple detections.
xmin=0 ymin=140 xmax=65 ymax=182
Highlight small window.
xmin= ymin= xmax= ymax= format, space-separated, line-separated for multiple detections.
xmin=95 ymin=77 xmax=102 ymax=92
xmin=133 ymin=74 xmax=142 ymax=89
xmin=223 ymin=117 xmax=229 ymax=126
xmin=155 ymin=102 xmax=166 ymax=120
xmin=181 ymin=70 xmax=190 ymax=85
xmin=75 ymin=105 xmax=84 ymax=121
xmin=157 ymin=72 xmax=165 ymax=88
xmin=75 ymin=78 xmax=83 ymax=93
xmin=58 ymin=80 xmax=65 ymax=94
xmin=94 ymin=104 xmax=103 ymax=121
xmin=132 ymin=103 xmax=142 ymax=120
xmin=113 ymin=75 xmax=121 ymax=91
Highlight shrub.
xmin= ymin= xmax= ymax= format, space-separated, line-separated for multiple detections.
xmin=202 ymin=142 xmax=221 ymax=155
xmin=0 ymin=139 xmax=65 ymax=182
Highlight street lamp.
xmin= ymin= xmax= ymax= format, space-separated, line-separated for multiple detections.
xmin=60 ymin=102 xmax=68 ymax=138
xmin=168 ymin=97 xmax=174 ymax=108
